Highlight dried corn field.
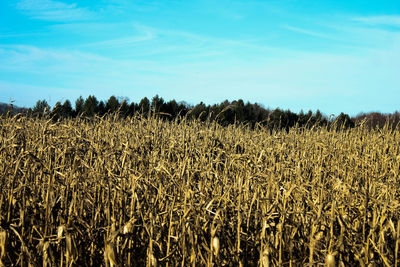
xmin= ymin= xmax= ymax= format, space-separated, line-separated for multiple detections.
xmin=1 ymin=115 xmax=400 ymax=266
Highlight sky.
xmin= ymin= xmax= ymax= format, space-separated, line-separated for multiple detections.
xmin=1 ymin=0 xmax=400 ymax=116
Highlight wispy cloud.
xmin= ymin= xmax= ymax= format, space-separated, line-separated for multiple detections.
xmin=0 ymin=44 xmax=178 ymax=79
xmin=4 ymin=2 xmax=400 ymax=115
xmin=81 ymin=34 xmax=155 ymax=48
xmin=0 ymin=44 xmax=108 ymax=74
xmin=79 ymin=24 xmax=156 ymax=48
xmin=0 ymin=32 xmax=45 ymax=38
xmin=2 ymin=38 xmax=400 ymax=115
xmin=282 ymin=25 xmax=338 ymax=40
xmin=70 ymin=22 xmax=276 ymax=60
xmin=353 ymin=15 xmax=400 ymax=27
xmin=16 ymin=0 xmax=94 ymax=21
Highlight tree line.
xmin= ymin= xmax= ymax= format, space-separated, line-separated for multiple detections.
xmin=2 ymin=95 xmax=400 ymax=130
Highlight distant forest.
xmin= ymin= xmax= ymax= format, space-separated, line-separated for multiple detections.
xmin=1 ymin=95 xmax=400 ymax=130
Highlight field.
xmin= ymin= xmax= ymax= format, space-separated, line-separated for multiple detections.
xmin=1 ymin=115 xmax=399 ymax=266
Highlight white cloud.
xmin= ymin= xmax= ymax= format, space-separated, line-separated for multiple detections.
xmin=79 ymin=24 xmax=156 ymax=48
xmin=353 ymin=15 xmax=400 ymax=27
xmin=282 ymin=25 xmax=338 ymax=40
xmin=0 ymin=45 xmax=108 ymax=74
xmin=2 ymin=15 xmax=400 ymax=114
xmin=1 ymin=41 xmax=400 ymax=115
xmin=16 ymin=0 xmax=94 ymax=21
xmin=83 ymin=35 xmax=154 ymax=47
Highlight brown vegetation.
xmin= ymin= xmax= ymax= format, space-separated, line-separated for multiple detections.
xmin=0 ymin=114 xmax=399 ymax=266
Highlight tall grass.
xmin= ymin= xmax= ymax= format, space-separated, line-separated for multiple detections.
xmin=0 ymin=114 xmax=399 ymax=266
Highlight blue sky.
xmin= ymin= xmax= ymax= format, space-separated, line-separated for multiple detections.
xmin=1 ymin=0 xmax=400 ymax=115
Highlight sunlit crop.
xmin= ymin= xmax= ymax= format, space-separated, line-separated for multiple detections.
xmin=0 ymin=114 xmax=399 ymax=266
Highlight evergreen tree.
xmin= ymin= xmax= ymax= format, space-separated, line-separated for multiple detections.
xmin=51 ymin=101 xmax=63 ymax=120
xmin=334 ymin=113 xmax=354 ymax=129
xmin=83 ymin=95 xmax=99 ymax=117
xmin=151 ymin=95 xmax=164 ymax=113
xmin=33 ymin=99 xmax=50 ymax=115
xmin=191 ymin=102 xmax=208 ymax=120
xmin=61 ymin=100 xmax=73 ymax=118
xmin=75 ymin=96 xmax=84 ymax=116
xmin=235 ymin=99 xmax=245 ymax=122
xmin=139 ymin=97 xmax=150 ymax=115
xmin=163 ymin=100 xmax=179 ymax=118
xmin=25 ymin=94 xmax=373 ymax=131
xmin=129 ymin=102 xmax=138 ymax=116
xmin=98 ymin=101 xmax=106 ymax=116
xmin=106 ymin=96 xmax=119 ymax=114
xmin=120 ymin=100 xmax=129 ymax=117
